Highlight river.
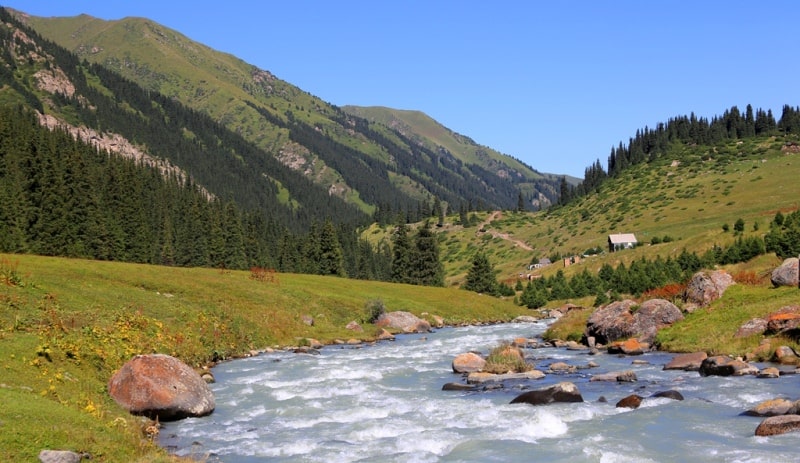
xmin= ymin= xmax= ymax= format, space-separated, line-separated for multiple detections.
xmin=159 ymin=321 xmax=798 ymax=462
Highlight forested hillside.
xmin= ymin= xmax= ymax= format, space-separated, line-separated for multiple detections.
xmin=0 ymin=10 xmax=391 ymax=275
xmin=16 ymin=8 xmax=563 ymax=216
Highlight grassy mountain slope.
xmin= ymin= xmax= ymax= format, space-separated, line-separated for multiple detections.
xmin=366 ymin=134 xmax=800 ymax=286
xmin=343 ymin=105 xmax=570 ymax=203
xmin=17 ymin=10 xmax=562 ymax=212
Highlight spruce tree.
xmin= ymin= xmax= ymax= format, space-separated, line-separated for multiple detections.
xmin=391 ymin=223 xmax=413 ymax=284
xmin=463 ymin=252 xmax=497 ymax=294
xmin=411 ymin=221 xmax=444 ymax=287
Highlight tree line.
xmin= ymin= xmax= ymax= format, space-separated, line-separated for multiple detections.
xmin=560 ymin=104 xmax=800 ymax=204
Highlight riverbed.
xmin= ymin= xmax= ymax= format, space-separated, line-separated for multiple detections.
xmin=160 ymin=321 xmax=798 ymax=462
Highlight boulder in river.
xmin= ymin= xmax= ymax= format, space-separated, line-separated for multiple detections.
xmin=509 ymin=381 xmax=583 ymax=406
xmin=650 ymin=390 xmax=684 ymax=401
xmin=755 ymin=414 xmax=800 ymax=437
xmin=452 ymin=352 xmax=486 ymax=373
xmin=108 ymin=354 xmax=215 ymax=421
xmin=664 ymin=352 xmax=707 ymax=371
xmin=698 ymin=355 xmax=758 ymax=377
xmin=590 ymin=370 xmax=637 ymax=382
xmin=616 ymin=394 xmax=643 ymax=409
xmin=585 ymin=298 xmax=682 ymax=345
xmin=742 ymin=398 xmax=794 ymax=417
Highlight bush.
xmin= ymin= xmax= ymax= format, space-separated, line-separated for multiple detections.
xmin=483 ymin=343 xmax=531 ymax=374
xmin=364 ymin=299 xmax=386 ymax=324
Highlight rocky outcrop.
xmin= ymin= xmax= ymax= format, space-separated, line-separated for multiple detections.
xmin=452 ymin=352 xmax=486 ymax=373
xmin=585 ymin=298 xmax=682 ymax=345
xmin=771 ymin=257 xmax=799 ymax=287
xmin=375 ymin=311 xmax=431 ymax=333
xmin=755 ymin=415 xmax=800 ymax=436
xmin=683 ymin=270 xmax=735 ymax=310
xmin=108 ymin=354 xmax=215 ymax=421
xmin=509 ymin=381 xmax=583 ymax=406
xmin=698 ymin=355 xmax=758 ymax=377
xmin=663 ymin=352 xmax=708 ymax=371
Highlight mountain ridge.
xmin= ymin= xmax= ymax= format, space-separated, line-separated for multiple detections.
xmin=16 ymin=9 xmax=563 ymax=213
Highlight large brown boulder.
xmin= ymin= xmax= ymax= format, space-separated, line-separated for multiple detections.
xmin=664 ymin=352 xmax=708 ymax=371
xmin=771 ymin=257 xmax=799 ymax=287
xmin=634 ymin=299 xmax=684 ymax=343
xmin=585 ymin=298 xmax=682 ymax=345
xmin=698 ymin=355 xmax=758 ymax=377
xmin=375 ymin=311 xmax=431 ymax=333
xmin=510 ymin=381 xmax=583 ymax=406
xmin=755 ymin=415 xmax=800 ymax=436
xmin=452 ymin=352 xmax=486 ymax=373
xmin=683 ymin=270 xmax=735 ymax=309
xmin=585 ymin=300 xmax=638 ymax=344
xmin=616 ymin=394 xmax=643 ymax=409
xmin=108 ymin=354 xmax=215 ymax=421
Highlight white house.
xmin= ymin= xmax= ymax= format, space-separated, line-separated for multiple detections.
xmin=608 ymin=233 xmax=638 ymax=252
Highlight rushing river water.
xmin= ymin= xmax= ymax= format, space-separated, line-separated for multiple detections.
xmin=160 ymin=321 xmax=799 ymax=462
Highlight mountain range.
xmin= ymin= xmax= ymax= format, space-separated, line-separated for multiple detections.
xmin=11 ymin=8 xmax=567 ymax=220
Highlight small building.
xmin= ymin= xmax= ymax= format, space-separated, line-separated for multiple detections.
xmin=608 ymin=233 xmax=638 ymax=252
xmin=563 ymin=255 xmax=581 ymax=267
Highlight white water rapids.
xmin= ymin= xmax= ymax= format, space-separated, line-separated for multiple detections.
xmin=160 ymin=321 xmax=798 ymax=462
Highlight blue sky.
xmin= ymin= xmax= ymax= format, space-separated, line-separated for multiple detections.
xmin=7 ymin=1 xmax=799 ymax=177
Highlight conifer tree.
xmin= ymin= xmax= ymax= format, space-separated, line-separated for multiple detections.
xmin=411 ymin=221 xmax=444 ymax=287
xmin=391 ymin=223 xmax=413 ymax=284
xmin=463 ymin=252 xmax=497 ymax=294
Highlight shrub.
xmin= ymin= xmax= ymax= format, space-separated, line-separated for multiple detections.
xmin=483 ymin=343 xmax=531 ymax=374
xmin=364 ymin=299 xmax=386 ymax=324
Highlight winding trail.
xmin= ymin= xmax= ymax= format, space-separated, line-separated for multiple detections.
xmin=476 ymin=211 xmax=533 ymax=251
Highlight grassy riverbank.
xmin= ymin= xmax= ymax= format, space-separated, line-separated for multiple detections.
xmin=543 ymin=254 xmax=800 ymax=359
xmin=0 ymin=253 xmax=529 ymax=461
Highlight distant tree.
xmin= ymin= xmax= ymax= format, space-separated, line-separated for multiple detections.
xmin=733 ymin=218 xmax=745 ymax=235
xmin=517 ymin=191 xmax=525 ymax=212
xmin=464 ymin=252 xmax=498 ymax=294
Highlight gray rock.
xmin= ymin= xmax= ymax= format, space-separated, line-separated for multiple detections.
xmin=734 ymin=318 xmax=768 ymax=338
xmin=651 ymin=390 xmax=684 ymax=401
xmin=683 ymin=270 xmax=735 ymax=307
xmin=38 ymin=450 xmax=85 ymax=463
xmin=375 ymin=311 xmax=431 ymax=333
xmin=771 ymin=257 xmax=799 ymax=287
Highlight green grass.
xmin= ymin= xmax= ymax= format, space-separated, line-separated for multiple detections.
xmin=0 ymin=253 xmax=529 ymax=461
